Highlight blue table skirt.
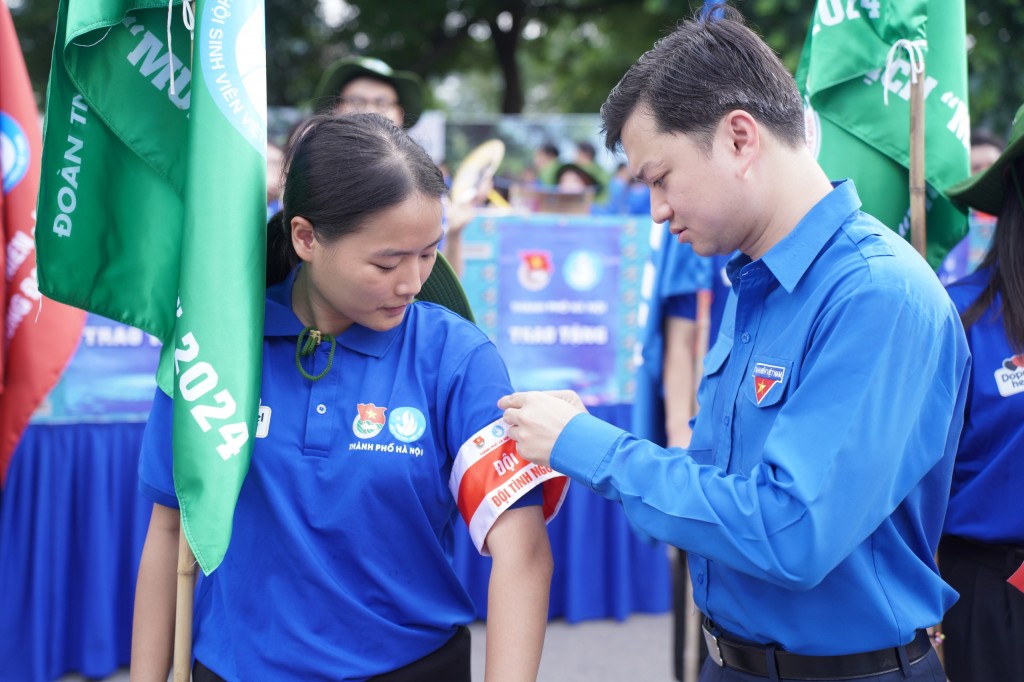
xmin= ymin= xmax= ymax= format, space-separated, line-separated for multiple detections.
xmin=0 ymin=405 xmax=669 ymax=682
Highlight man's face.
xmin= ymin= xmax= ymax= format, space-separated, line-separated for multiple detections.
xmin=334 ymin=77 xmax=404 ymax=127
xmin=621 ymin=111 xmax=745 ymax=257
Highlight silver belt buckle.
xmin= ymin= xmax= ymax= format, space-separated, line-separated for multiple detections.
xmin=702 ymin=622 xmax=724 ymax=667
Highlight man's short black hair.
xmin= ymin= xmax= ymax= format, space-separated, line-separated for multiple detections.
xmin=601 ymin=3 xmax=804 ymax=155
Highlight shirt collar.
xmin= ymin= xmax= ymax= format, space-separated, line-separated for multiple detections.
xmin=264 ymin=265 xmax=403 ymax=358
xmin=758 ymin=179 xmax=862 ymax=293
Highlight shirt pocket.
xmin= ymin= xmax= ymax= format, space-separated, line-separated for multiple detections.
xmin=702 ymin=337 xmax=732 ymax=378
xmin=689 ymin=339 xmax=733 ymax=451
xmin=744 ymin=355 xmax=793 ymax=408
xmin=697 ymin=338 xmax=731 ymax=404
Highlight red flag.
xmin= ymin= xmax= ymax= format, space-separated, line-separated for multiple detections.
xmin=0 ymin=6 xmax=86 ymax=485
xmin=1010 ymin=560 xmax=1024 ymax=594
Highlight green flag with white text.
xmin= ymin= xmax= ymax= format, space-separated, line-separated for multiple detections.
xmin=796 ymin=0 xmax=969 ymax=268
xmin=36 ymin=0 xmax=266 ymax=573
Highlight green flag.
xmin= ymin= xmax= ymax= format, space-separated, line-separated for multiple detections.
xmin=36 ymin=0 xmax=266 ymax=574
xmin=796 ymin=0 xmax=969 ymax=268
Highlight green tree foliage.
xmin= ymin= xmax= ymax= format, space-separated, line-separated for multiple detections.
xmin=9 ymin=1 xmax=1024 ymax=134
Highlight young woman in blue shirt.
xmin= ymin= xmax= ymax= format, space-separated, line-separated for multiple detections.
xmin=939 ymin=103 xmax=1024 ymax=682
xmin=131 ymin=114 xmax=563 ymax=682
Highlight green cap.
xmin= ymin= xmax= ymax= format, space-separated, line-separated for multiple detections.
xmin=946 ymin=103 xmax=1024 ymax=215
xmin=554 ymin=162 xmax=604 ymax=192
xmin=417 ymin=252 xmax=474 ymax=323
xmin=313 ymin=56 xmax=424 ymax=127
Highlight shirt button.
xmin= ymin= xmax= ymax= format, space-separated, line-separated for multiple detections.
xmin=723 ymin=416 xmax=731 ymax=426
xmin=740 ymin=332 xmax=750 ymax=343
xmin=316 ymin=404 xmax=327 ymax=415
xmin=697 ymin=571 xmax=705 ymax=584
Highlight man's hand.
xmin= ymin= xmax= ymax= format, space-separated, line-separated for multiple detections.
xmin=498 ymin=390 xmax=587 ymax=467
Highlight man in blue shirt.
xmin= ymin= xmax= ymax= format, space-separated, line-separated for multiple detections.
xmin=500 ymin=7 xmax=969 ymax=681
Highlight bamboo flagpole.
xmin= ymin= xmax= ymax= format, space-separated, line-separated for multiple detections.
xmin=172 ymin=4 xmax=198 ymax=680
xmin=681 ymin=289 xmax=713 ymax=682
xmin=909 ymin=56 xmax=927 ymax=259
xmin=881 ymin=38 xmax=929 ymax=258
xmin=174 ymin=523 xmax=197 ymax=681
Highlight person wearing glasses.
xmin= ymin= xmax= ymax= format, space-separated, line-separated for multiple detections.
xmin=314 ymin=56 xmax=424 ymax=128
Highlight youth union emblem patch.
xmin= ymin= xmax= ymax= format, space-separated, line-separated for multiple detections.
xmin=753 ymin=362 xmax=785 ymax=405
xmin=353 ymin=403 xmax=387 ymax=439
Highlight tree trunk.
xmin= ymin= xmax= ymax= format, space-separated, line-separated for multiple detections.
xmin=490 ymin=9 xmax=524 ymax=113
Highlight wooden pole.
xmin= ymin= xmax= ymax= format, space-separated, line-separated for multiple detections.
xmin=173 ymin=522 xmax=196 ymax=681
xmin=172 ymin=7 xmax=199 ymax=680
xmin=909 ymin=59 xmax=927 ymax=259
xmin=681 ymin=289 xmax=713 ymax=682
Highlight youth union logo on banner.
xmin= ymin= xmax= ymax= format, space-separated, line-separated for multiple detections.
xmin=199 ymin=0 xmax=267 ymax=156
xmin=0 ymin=112 xmax=30 ymax=194
xmin=563 ymin=249 xmax=603 ymax=292
xmin=517 ymin=251 xmax=553 ymax=291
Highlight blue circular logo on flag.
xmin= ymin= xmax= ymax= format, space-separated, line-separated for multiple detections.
xmin=199 ymin=0 xmax=267 ymax=156
xmin=1 ymin=112 xmax=30 ymax=194
xmin=388 ymin=407 xmax=427 ymax=443
xmin=563 ymin=249 xmax=603 ymax=292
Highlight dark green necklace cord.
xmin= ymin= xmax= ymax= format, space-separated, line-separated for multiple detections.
xmin=295 ymin=327 xmax=336 ymax=381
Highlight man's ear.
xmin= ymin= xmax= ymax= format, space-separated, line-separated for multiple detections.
xmin=721 ymin=110 xmax=760 ymax=175
xmin=290 ymin=216 xmax=316 ymax=261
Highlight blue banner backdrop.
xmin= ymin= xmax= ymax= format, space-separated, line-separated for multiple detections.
xmin=461 ymin=212 xmax=651 ymax=406
xmin=31 ymin=313 xmax=160 ymax=424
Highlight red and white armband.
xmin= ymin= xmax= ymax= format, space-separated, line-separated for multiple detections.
xmin=449 ymin=418 xmax=569 ymax=555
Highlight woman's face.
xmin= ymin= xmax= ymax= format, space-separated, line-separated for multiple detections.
xmin=558 ymin=169 xmax=591 ymax=193
xmin=295 ymin=192 xmax=443 ymax=335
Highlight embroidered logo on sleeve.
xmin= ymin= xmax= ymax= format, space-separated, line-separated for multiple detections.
xmin=450 ymin=417 xmax=569 ymax=556
xmin=753 ymin=362 xmax=786 ymax=405
xmin=995 ymin=354 xmax=1024 ymax=397
xmin=353 ymin=403 xmax=387 ymax=439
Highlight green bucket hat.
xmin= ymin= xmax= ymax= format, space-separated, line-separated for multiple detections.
xmin=554 ymin=162 xmax=604 ymax=192
xmin=313 ymin=56 xmax=424 ymax=126
xmin=946 ymin=103 xmax=1024 ymax=216
xmin=417 ymin=252 xmax=474 ymax=323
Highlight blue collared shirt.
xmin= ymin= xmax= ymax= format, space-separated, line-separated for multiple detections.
xmin=944 ymin=266 xmax=1024 ymax=544
xmin=553 ymin=180 xmax=970 ymax=654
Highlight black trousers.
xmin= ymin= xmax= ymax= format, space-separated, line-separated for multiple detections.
xmin=675 ymin=548 xmax=709 ymax=680
xmin=192 ymin=625 xmax=471 ymax=682
xmin=938 ymin=535 xmax=1024 ymax=682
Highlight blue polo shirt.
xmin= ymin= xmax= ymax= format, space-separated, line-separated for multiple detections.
xmin=944 ymin=267 xmax=1024 ymax=544
xmin=139 ymin=268 xmax=540 ymax=681
xmin=552 ymin=180 xmax=971 ymax=654
xmin=633 ymin=231 xmax=734 ymax=445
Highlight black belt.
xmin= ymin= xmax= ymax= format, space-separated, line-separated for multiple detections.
xmin=702 ymin=621 xmax=932 ymax=680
